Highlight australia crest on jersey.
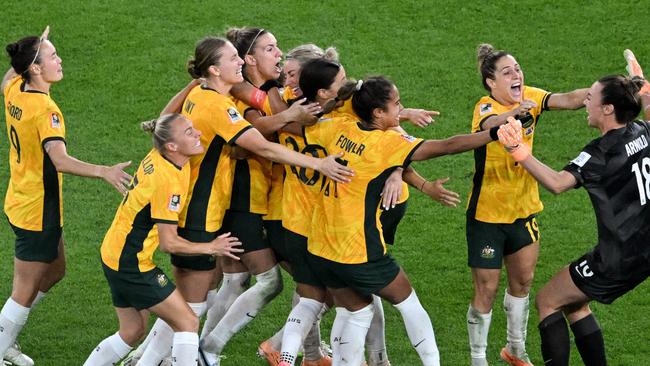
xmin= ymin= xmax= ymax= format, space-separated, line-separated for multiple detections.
xmin=156 ymin=273 xmax=168 ymax=287
xmin=480 ymin=244 xmax=495 ymax=259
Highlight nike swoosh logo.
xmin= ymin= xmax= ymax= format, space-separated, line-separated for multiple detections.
xmin=574 ymin=266 xmax=583 ymax=277
xmin=246 ymin=312 xmax=256 ymax=319
xmin=339 ymin=342 xmax=349 ymax=345
xmin=413 ymin=339 xmax=425 ymax=348
xmin=467 ymin=321 xmax=479 ymax=324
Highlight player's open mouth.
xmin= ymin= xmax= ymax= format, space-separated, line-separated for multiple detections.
xmin=510 ymin=82 xmax=522 ymax=98
xmin=275 ymin=62 xmax=282 ymax=74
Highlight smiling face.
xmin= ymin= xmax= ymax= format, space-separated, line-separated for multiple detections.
xmin=32 ymin=40 xmax=63 ymax=83
xmin=486 ymin=55 xmax=524 ymax=106
xmin=246 ymin=32 xmax=283 ymax=81
xmin=215 ymin=42 xmax=245 ymax=85
xmin=283 ymin=59 xmax=302 ymax=96
xmin=168 ymin=116 xmax=204 ymax=157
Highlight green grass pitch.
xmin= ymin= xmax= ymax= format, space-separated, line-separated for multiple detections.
xmin=1 ymin=1 xmax=648 ymax=364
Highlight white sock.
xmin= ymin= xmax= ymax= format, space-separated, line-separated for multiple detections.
xmin=279 ymin=298 xmax=323 ymax=365
xmin=467 ymin=304 xmax=492 ymax=361
xmin=303 ymin=303 xmax=329 ymax=361
xmin=188 ymin=302 xmax=207 ymax=318
xmin=336 ymin=305 xmax=374 ymax=366
xmin=200 ymin=272 xmax=250 ymax=339
xmin=205 ymin=288 xmax=219 ymax=310
xmin=268 ymin=290 xmax=301 ymax=350
xmin=393 ymin=291 xmax=440 ymax=366
xmin=137 ymin=318 xmax=174 ymax=366
xmin=83 ymin=332 xmax=132 ymax=366
xmin=201 ymin=265 xmax=282 ymax=355
xmin=31 ymin=291 xmax=46 ymax=308
xmin=171 ymin=332 xmax=198 ymax=366
xmin=130 ymin=324 xmax=155 ymax=360
xmin=504 ymin=291 xmax=529 ymax=355
xmin=365 ymin=295 xmax=388 ymax=365
xmin=0 ymin=298 xmax=30 ymax=358
xmin=330 ymin=306 xmax=350 ymax=359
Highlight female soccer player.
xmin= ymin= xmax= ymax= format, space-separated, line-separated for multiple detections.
xmin=0 ymin=26 xmax=132 ymax=365
xmin=82 ymin=114 xmax=243 ymax=366
xmin=134 ymin=36 xmax=352 ymax=366
xmin=496 ymin=74 xmax=650 ymax=366
xmin=288 ymin=75 xmax=507 ymax=366
xmin=465 ymin=43 xmax=588 ymax=366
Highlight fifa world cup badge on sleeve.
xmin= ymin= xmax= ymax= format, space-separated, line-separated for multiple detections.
xmin=168 ymin=194 xmax=181 ymax=212
xmin=50 ymin=112 xmax=61 ymax=128
xmin=227 ymin=107 xmax=243 ymax=123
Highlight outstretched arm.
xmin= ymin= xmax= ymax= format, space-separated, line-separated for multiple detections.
xmin=497 ymin=117 xmax=576 ymax=194
xmin=547 ymin=88 xmax=588 ymax=110
xmin=410 ymin=126 xmax=498 ymax=161
xmin=44 ymin=140 xmax=132 ymax=195
xmin=158 ymin=224 xmax=243 ymax=259
xmin=1 ymin=68 xmax=18 ymax=93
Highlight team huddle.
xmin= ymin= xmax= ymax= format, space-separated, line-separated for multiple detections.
xmin=1 ymin=25 xmax=649 ymax=366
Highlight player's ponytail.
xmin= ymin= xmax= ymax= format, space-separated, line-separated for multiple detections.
xmin=477 ymin=43 xmax=511 ymax=92
xmin=598 ymin=74 xmax=642 ymax=124
xmin=141 ymin=113 xmax=182 ymax=152
xmin=5 ymin=36 xmax=40 ymax=83
xmin=351 ymin=76 xmax=395 ymax=127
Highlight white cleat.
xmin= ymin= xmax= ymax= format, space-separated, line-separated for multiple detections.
xmin=3 ymin=343 xmax=34 ymax=366
xmin=198 ymin=348 xmax=220 ymax=366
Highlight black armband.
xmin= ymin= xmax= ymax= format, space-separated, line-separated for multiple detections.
xmin=489 ymin=126 xmax=499 ymax=141
xmin=259 ymin=79 xmax=283 ymax=92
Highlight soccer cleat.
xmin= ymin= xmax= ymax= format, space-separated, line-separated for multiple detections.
xmin=198 ymin=347 xmax=220 ymax=366
xmin=368 ymin=361 xmax=392 ymax=366
xmin=257 ymin=340 xmax=281 ymax=366
xmin=319 ymin=341 xmax=333 ymax=358
xmin=119 ymin=349 xmax=139 ymax=366
xmin=301 ymin=355 xmax=332 ymax=366
xmin=500 ymin=346 xmax=533 ymax=366
xmin=278 ymin=362 xmax=292 ymax=366
xmin=3 ymin=343 xmax=34 ymax=366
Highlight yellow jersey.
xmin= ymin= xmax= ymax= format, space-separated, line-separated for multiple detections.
xmin=3 ymin=76 xmax=66 ymax=231
xmin=305 ymin=116 xmax=423 ymax=264
xmin=466 ymin=86 xmax=551 ymax=223
xmin=179 ymin=85 xmax=253 ymax=232
xmin=101 ymin=149 xmax=190 ymax=272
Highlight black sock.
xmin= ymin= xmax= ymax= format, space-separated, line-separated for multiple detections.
xmin=571 ymin=314 xmax=607 ymax=366
xmin=538 ymin=311 xmax=570 ymax=366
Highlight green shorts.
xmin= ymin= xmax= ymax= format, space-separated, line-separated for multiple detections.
xmin=102 ymin=263 xmax=175 ymax=310
xmin=170 ymin=228 xmax=218 ymax=271
xmin=283 ymin=230 xmax=324 ymax=287
xmin=306 ymin=252 xmax=400 ymax=297
xmin=466 ymin=214 xmax=540 ymax=269
xmin=379 ymin=201 xmax=408 ymax=245
xmin=264 ymin=220 xmax=286 ymax=262
xmin=9 ymin=221 xmax=62 ymax=263
xmin=222 ymin=210 xmax=269 ymax=253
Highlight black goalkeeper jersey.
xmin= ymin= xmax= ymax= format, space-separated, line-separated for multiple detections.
xmin=563 ymin=120 xmax=650 ymax=278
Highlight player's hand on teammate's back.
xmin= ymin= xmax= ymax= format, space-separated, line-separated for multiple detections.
xmin=211 ymin=232 xmax=244 ymax=260
xmin=317 ymin=152 xmax=355 ymax=183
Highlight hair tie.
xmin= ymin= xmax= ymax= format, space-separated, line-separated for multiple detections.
xmin=355 ymin=80 xmax=363 ymax=91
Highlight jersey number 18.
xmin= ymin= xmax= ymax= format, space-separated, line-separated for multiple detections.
xmin=631 ymin=157 xmax=650 ymax=206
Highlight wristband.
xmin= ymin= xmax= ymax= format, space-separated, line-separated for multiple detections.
xmin=419 ymin=180 xmax=427 ymax=191
xmin=489 ymin=126 xmax=500 ymax=141
xmin=249 ymin=88 xmax=267 ymax=110
xmin=509 ymin=143 xmax=531 ymax=162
